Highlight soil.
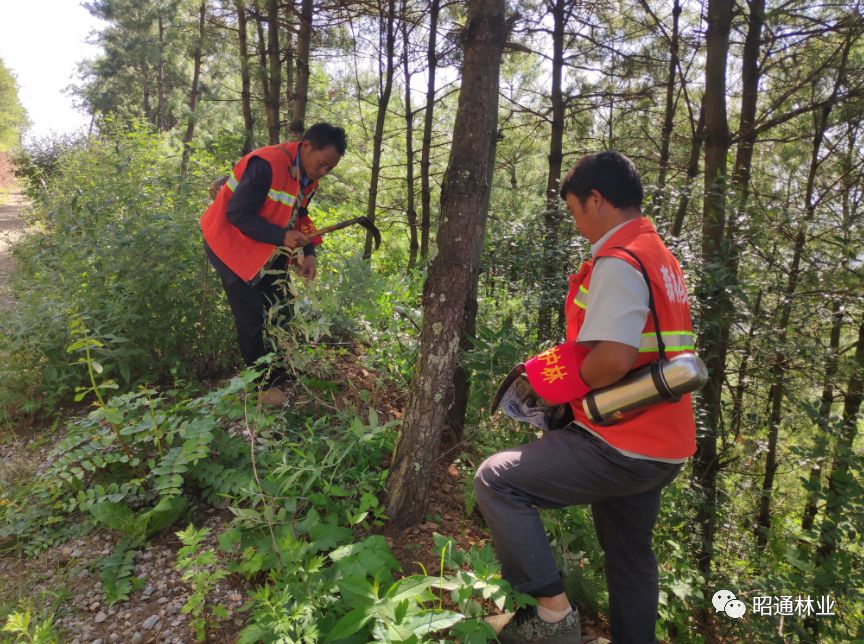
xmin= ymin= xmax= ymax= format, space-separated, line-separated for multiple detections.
xmin=0 ymin=189 xmax=26 ymax=311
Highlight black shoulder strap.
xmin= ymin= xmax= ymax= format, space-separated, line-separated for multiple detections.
xmin=610 ymin=247 xmax=666 ymax=361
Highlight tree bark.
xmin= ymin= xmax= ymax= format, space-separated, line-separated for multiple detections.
xmin=363 ymin=0 xmax=397 ymax=259
xmin=419 ymin=0 xmax=440 ymax=260
xmin=728 ymin=288 xmax=763 ymax=441
xmin=726 ymin=0 xmax=765 ymax=278
xmin=289 ymin=0 xmax=313 ymax=138
xmin=156 ymin=12 xmax=166 ymax=131
xmin=447 ymin=116 xmax=500 ymax=443
xmin=266 ymin=0 xmax=281 ymax=144
xmin=180 ymin=0 xmax=207 ymax=178
xmin=536 ymin=0 xmax=569 ymax=341
xmin=387 ymin=0 xmax=506 ymax=526
xmin=402 ymin=5 xmax=419 ymax=271
xmin=651 ymin=0 xmax=681 ymax=222
xmin=253 ymin=7 xmax=271 ymax=140
xmin=236 ymin=0 xmax=255 ymax=155
xmin=284 ymin=2 xmax=295 ymax=133
xmin=670 ymin=104 xmax=704 ymax=238
xmin=692 ymin=0 xmax=733 ymax=580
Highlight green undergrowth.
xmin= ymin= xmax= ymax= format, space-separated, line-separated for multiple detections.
xmin=0 ymin=318 xmax=529 ymax=642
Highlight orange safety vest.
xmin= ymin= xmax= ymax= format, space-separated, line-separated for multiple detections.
xmin=566 ymin=217 xmax=696 ymax=459
xmin=200 ymin=142 xmax=323 ymax=283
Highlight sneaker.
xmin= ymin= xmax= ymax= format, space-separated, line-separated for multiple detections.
xmin=259 ymin=386 xmax=289 ymax=407
xmin=579 ymin=638 xmax=610 ymax=644
xmin=487 ymin=605 xmax=581 ymax=643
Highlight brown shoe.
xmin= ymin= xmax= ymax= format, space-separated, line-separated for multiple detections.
xmin=259 ymin=386 xmax=289 ymax=407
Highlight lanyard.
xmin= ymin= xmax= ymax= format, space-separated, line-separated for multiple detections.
xmin=280 ymin=144 xmax=309 ymax=230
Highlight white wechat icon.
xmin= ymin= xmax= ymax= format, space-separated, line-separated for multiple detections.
xmin=712 ymin=589 xmax=746 ymax=619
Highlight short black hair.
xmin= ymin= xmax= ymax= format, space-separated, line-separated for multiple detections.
xmin=302 ymin=122 xmax=348 ymax=156
xmin=559 ymin=150 xmax=643 ymax=210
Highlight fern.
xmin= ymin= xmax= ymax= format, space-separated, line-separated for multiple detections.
xmin=102 ymin=536 xmax=143 ymax=605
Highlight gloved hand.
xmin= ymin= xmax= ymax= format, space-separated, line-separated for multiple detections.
xmin=491 ymin=363 xmax=572 ymax=431
xmin=524 ymin=341 xmax=591 ymax=404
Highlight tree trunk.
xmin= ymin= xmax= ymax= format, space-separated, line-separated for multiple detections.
xmin=802 ymin=122 xmax=859 ymax=532
xmin=363 ymin=0 xmax=397 ymax=259
xmin=447 ymin=116 xmax=500 ymax=443
xmin=253 ymin=8 xmax=271 ymax=140
xmin=754 ymin=41 xmax=848 ymax=547
xmin=419 ymin=0 xmax=440 ymax=260
xmin=754 ymin=224 xmax=806 ymax=547
xmin=387 ymin=0 xmax=506 ymax=526
xmin=141 ymin=63 xmax=153 ymax=124
xmin=726 ymin=0 xmax=765 ymax=279
xmin=266 ymin=0 xmax=281 ymax=144
xmin=284 ymin=2 xmax=295 ymax=132
xmin=289 ymin=0 xmax=313 ymax=138
xmin=236 ymin=0 xmax=255 ymax=155
xmin=728 ymin=288 xmax=763 ymax=441
xmin=816 ymin=320 xmax=864 ymax=560
xmin=156 ymin=13 xmax=166 ymax=130
xmin=692 ymin=0 xmax=733 ymax=580
xmin=180 ymin=1 xmax=207 ymax=178
xmin=536 ymin=0 xmax=569 ymax=341
xmin=402 ymin=7 xmax=419 ymax=271
xmin=651 ymin=0 xmax=681 ymax=222
xmin=670 ymin=105 xmax=704 ymax=238
xmin=801 ymin=298 xmax=844 ymax=531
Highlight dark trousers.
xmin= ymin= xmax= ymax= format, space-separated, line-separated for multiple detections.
xmin=220 ymin=270 xmax=292 ymax=387
xmin=474 ymin=426 xmax=681 ymax=644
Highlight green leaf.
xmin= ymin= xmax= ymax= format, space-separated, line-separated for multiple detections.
xmin=140 ymin=495 xmax=188 ymax=536
xmin=326 ymin=606 xmax=373 ymax=642
xmin=88 ymin=501 xmax=137 ymax=532
xmin=102 ymin=536 xmax=142 ymax=605
xmin=337 ymin=576 xmax=378 ymax=607
xmin=385 ymin=576 xmax=434 ymax=604
xmin=308 ymin=522 xmax=353 ymax=552
xmin=401 ymin=609 xmax=465 ymax=635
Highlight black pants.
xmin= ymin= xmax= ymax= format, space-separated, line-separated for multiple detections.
xmin=474 ymin=426 xmax=682 ymax=644
xmin=220 ymin=269 xmax=293 ymax=387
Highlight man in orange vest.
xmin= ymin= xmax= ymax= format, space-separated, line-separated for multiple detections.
xmin=200 ymin=123 xmax=346 ymax=406
xmin=478 ymin=151 xmax=695 ymax=643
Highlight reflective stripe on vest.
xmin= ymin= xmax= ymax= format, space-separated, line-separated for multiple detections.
xmin=226 ymin=172 xmax=297 ymax=209
xmin=573 ymin=285 xmax=589 ymax=310
xmin=639 ymin=330 xmax=695 ymax=353
xmin=266 ymin=188 xmax=297 ymax=208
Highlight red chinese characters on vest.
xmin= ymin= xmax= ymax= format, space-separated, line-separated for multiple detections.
xmin=200 ymin=142 xmax=323 ymax=283
xmin=566 ymin=217 xmax=697 ymax=460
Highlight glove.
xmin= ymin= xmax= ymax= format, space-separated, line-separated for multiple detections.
xmin=524 ymin=341 xmax=591 ymax=405
xmin=491 ymin=363 xmax=572 ymax=431
xmin=491 ymin=363 xmax=526 ymax=415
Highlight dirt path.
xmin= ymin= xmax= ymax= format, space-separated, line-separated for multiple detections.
xmin=0 ymin=190 xmax=26 ymax=310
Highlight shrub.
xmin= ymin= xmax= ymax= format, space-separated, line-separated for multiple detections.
xmin=0 ymin=122 xmax=237 ymax=417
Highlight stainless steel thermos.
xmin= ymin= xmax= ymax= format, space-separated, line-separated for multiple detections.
xmin=582 ymin=353 xmax=708 ymax=425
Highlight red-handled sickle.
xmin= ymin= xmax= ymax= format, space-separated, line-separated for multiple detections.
xmin=310 ymin=216 xmax=381 ymax=250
